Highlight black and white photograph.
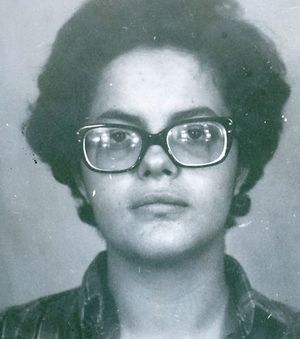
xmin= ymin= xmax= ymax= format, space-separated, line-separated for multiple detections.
xmin=1 ymin=0 xmax=300 ymax=337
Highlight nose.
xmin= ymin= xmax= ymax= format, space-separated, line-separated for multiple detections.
xmin=137 ymin=145 xmax=179 ymax=180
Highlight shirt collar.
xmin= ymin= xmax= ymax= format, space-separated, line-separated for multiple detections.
xmin=79 ymin=252 xmax=256 ymax=338
xmin=224 ymin=255 xmax=256 ymax=337
xmin=79 ymin=252 xmax=120 ymax=338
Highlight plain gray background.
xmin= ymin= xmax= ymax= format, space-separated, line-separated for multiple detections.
xmin=0 ymin=0 xmax=300 ymax=311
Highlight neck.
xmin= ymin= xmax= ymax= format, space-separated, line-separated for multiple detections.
xmin=107 ymin=234 xmax=230 ymax=339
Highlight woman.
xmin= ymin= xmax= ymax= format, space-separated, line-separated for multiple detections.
xmin=1 ymin=0 xmax=299 ymax=337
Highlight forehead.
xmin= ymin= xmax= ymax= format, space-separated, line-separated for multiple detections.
xmin=89 ymin=47 xmax=227 ymax=130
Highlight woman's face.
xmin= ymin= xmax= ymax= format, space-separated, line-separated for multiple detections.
xmin=81 ymin=47 xmax=240 ymax=261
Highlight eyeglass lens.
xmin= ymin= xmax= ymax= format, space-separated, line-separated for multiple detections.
xmin=83 ymin=121 xmax=227 ymax=171
xmin=84 ymin=127 xmax=142 ymax=171
xmin=166 ymin=122 xmax=226 ymax=166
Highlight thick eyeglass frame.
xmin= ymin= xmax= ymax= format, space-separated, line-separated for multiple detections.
xmin=76 ymin=117 xmax=235 ymax=173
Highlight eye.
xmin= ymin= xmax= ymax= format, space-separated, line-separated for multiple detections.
xmin=187 ymin=127 xmax=204 ymax=140
xmin=110 ymin=130 xmax=127 ymax=143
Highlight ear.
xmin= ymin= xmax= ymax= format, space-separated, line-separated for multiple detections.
xmin=73 ymin=173 xmax=98 ymax=227
xmin=74 ymin=174 xmax=90 ymax=203
xmin=234 ymin=167 xmax=249 ymax=196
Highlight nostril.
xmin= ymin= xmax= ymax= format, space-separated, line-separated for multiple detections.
xmin=163 ymin=169 xmax=172 ymax=176
xmin=143 ymin=168 xmax=172 ymax=177
xmin=144 ymin=170 xmax=151 ymax=177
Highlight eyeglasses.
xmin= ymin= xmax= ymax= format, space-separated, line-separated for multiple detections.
xmin=76 ymin=117 xmax=234 ymax=173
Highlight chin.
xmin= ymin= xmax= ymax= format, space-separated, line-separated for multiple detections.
xmin=116 ymin=234 xmax=220 ymax=266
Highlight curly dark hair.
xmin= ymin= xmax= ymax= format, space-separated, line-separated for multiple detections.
xmin=25 ymin=0 xmax=290 ymax=227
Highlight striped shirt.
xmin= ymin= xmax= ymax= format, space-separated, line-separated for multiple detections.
xmin=1 ymin=252 xmax=299 ymax=338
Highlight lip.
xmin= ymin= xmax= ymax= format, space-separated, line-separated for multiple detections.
xmin=129 ymin=192 xmax=189 ymax=210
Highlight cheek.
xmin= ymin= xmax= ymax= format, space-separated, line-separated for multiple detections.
xmin=184 ymin=154 xmax=238 ymax=216
xmin=187 ymin=174 xmax=234 ymax=212
xmin=81 ymin=169 xmax=131 ymax=222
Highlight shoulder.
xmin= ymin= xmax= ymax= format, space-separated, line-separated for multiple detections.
xmin=0 ymin=252 xmax=109 ymax=338
xmin=252 ymin=289 xmax=300 ymax=338
xmin=224 ymin=255 xmax=300 ymax=338
xmin=0 ymin=287 xmax=82 ymax=338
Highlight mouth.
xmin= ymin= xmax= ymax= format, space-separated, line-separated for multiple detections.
xmin=129 ymin=192 xmax=189 ymax=215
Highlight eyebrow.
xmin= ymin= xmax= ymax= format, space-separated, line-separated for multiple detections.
xmin=167 ymin=107 xmax=217 ymax=124
xmin=95 ymin=110 xmax=146 ymax=127
xmin=95 ymin=107 xmax=218 ymax=128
